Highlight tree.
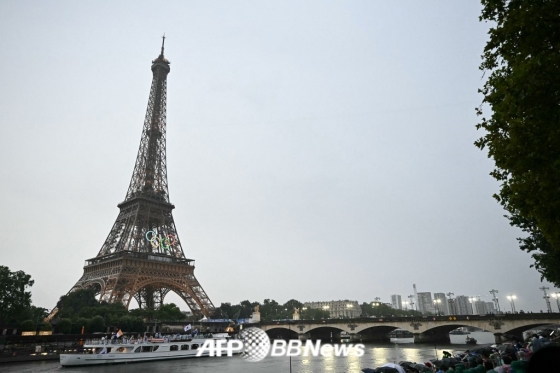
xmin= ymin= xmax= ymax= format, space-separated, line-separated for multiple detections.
xmin=0 ymin=266 xmax=34 ymax=324
xmin=301 ymin=307 xmax=328 ymax=320
xmin=57 ymin=318 xmax=72 ymax=334
xmin=156 ymin=303 xmax=185 ymax=321
xmin=131 ymin=317 xmax=145 ymax=333
xmin=476 ymin=0 xmax=560 ymax=285
xmin=89 ymin=315 xmax=105 ymax=333
xmin=56 ymin=288 xmax=98 ymax=318
xmin=118 ymin=316 xmax=134 ymax=332
xmin=20 ymin=319 xmax=35 ymax=331
xmin=20 ymin=306 xmax=48 ymax=325
xmin=283 ymin=299 xmax=303 ymax=315
xmin=73 ymin=317 xmax=90 ymax=334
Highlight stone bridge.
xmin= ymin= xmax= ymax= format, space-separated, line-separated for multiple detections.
xmin=257 ymin=313 xmax=560 ymax=343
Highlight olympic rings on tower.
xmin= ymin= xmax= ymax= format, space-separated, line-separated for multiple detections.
xmin=145 ymin=230 xmax=176 ymax=251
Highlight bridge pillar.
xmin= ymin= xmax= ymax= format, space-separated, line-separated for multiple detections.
xmin=493 ymin=333 xmax=506 ymax=344
xmin=350 ymin=333 xmax=362 ymax=343
xmin=298 ymin=333 xmax=309 ymax=342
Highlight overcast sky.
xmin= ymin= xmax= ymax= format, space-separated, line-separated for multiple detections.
xmin=1 ymin=1 xmax=557 ymax=314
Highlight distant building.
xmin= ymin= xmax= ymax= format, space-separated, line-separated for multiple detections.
xmin=473 ymin=300 xmax=487 ymax=314
xmin=485 ymin=301 xmax=496 ymax=314
xmin=433 ymin=293 xmax=449 ymax=315
xmin=304 ymin=300 xmax=362 ymax=318
xmin=455 ymin=295 xmax=473 ymax=315
xmin=391 ymin=295 xmax=402 ymax=310
xmin=417 ymin=292 xmax=434 ymax=315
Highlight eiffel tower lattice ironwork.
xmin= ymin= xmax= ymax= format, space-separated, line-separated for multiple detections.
xmin=48 ymin=38 xmax=214 ymax=320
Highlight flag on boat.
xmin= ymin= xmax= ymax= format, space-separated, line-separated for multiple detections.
xmin=117 ymin=329 xmax=123 ymax=338
xmin=184 ymin=324 xmax=191 ymax=332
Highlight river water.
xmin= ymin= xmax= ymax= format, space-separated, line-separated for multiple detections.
xmin=2 ymin=333 xmax=495 ymax=373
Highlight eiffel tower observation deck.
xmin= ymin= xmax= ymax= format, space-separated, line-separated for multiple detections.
xmin=47 ymin=38 xmax=214 ymax=320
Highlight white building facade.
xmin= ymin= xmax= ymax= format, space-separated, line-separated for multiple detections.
xmin=304 ymin=300 xmax=362 ymax=318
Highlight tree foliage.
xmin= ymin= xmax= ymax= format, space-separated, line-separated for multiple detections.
xmin=20 ymin=319 xmax=35 ymax=331
xmin=89 ymin=315 xmax=106 ymax=333
xmin=56 ymin=288 xmax=98 ymax=318
xmin=154 ymin=303 xmax=185 ymax=320
xmin=476 ymin=0 xmax=560 ymax=285
xmin=39 ymin=322 xmax=52 ymax=331
xmin=0 ymin=266 xmax=35 ymax=324
xmin=57 ymin=318 xmax=72 ymax=334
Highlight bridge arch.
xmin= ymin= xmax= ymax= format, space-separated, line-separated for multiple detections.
xmin=264 ymin=327 xmax=299 ymax=340
xmin=356 ymin=325 xmax=400 ymax=342
xmin=354 ymin=324 xmax=410 ymax=334
xmin=501 ymin=322 xmax=560 ymax=337
xmin=423 ymin=324 xmax=491 ymax=334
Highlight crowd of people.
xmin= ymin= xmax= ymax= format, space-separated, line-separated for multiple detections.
xmin=364 ymin=330 xmax=558 ymax=373
xmin=98 ymin=328 xmax=204 ymax=345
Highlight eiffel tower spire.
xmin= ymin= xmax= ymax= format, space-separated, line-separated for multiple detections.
xmin=47 ymin=40 xmax=214 ymax=320
xmin=125 ymin=34 xmax=171 ymax=204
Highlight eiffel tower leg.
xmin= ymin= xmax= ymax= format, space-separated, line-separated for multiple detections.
xmin=156 ymin=288 xmax=171 ymax=308
xmin=173 ymin=277 xmax=214 ymax=318
xmin=133 ymin=286 xmax=171 ymax=310
xmin=134 ymin=287 xmax=155 ymax=309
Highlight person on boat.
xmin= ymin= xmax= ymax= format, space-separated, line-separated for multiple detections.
xmin=530 ymin=334 xmax=543 ymax=352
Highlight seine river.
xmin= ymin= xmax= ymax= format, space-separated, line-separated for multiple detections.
xmin=3 ymin=332 xmax=495 ymax=373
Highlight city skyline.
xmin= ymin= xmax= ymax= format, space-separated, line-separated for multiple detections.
xmin=0 ymin=1 xmax=557 ymax=314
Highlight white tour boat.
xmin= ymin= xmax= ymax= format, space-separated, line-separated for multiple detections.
xmin=60 ymin=333 xmax=233 ymax=366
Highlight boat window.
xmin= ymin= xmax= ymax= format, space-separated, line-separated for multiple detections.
xmin=153 ymin=346 xmax=159 ymax=352
xmin=106 ymin=348 xmax=112 ymax=353
xmin=191 ymin=344 xmax=199 ymax=350
xmin=170 ymin=345 xmax=178 ymax=351
xmin=134 ymin=347 xmax=141 ymax=353
xmin=181 ymin=345 xmax=189 ymax=350
xmin=141 ymin=346 xmax=153 ymax=352
xmin=116 ymin=347 xmax=126 ymax=352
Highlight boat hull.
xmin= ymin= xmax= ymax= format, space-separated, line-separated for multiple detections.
xmin=60 ymin=334 xmax=235 ymax=367
xmin=60 ymin=349 xmax=211 ymax=366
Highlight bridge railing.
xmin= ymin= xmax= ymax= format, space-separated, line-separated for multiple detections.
xmin=259 ymin=312 xmax=560 ymax=326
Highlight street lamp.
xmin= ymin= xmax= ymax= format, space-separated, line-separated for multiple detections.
xmin=447 ymin=293 xmax=455 ymax=315
xmin=490 ymin=289 xmax=501 ymax=313
xmin=433 ymin=299 xmax=441 ymax=316
xmin=346 ymin=304 xmax=354 ymax=319
xmin=551 ymin=293 xmax=560 ymax=312
xmin=469 ymin=297 xmax=477 ymax=315
xmin=539 ymin=286 xmax=552 ymax=313
xmin=322 ymin=305 xmax=329 ymax=319
xmin=506 ymin=295 xmax=517 ymax=313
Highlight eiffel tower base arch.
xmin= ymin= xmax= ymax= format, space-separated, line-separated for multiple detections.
xmin=68 ymin=251 xmax=213 ymax=316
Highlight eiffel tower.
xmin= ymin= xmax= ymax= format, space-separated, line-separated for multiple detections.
xmin=48 ymin=38 xmax=214 ymax=320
